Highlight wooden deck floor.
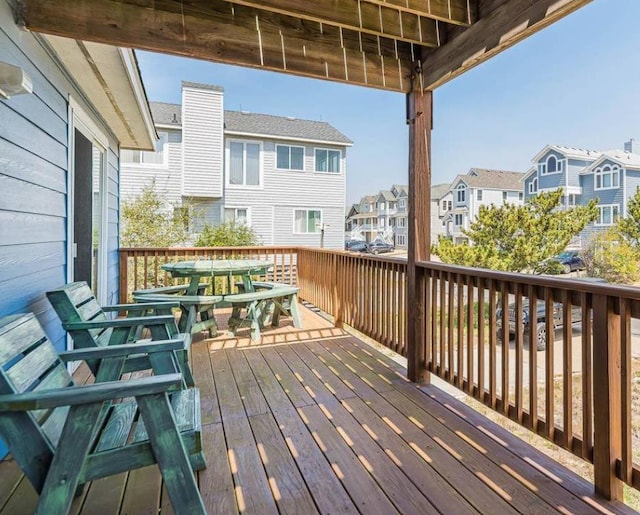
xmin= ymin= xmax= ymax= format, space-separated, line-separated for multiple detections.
xmin=0 ymin=306 xmax=636 ymax=514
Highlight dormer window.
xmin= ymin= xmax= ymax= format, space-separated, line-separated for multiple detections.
xmin=539 ymin=155 xmax=563 ymax=175
xmin=456 ymin=184 xmax=466 ymax=203
xmin=528 ymin=177 xmax=538 ymax=194
xmin=595 ymin=164 xmax=620 ymax=190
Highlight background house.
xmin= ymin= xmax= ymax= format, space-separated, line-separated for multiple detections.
xmin=523 ymin=140 xmax=640 ymax=248
xmin=121 ymin=81 xmax=352 ymax=249
xmin=0 ymin=1 xmax=155 ymax=457
xmin=443 ymin=169 xmax=524 ymax=243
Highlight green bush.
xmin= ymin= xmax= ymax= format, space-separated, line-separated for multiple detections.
xmin=195 ymin=221 xmax=259 ymax=247
xmin=582 ymin=230 xmax=640 ymax=284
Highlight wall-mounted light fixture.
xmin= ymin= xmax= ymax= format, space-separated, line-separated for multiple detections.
xmin=0 ymin=61 xmax=33 ymax=100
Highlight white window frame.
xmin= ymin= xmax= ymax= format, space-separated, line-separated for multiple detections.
xmin=398 ymin=217 xmax=406 ymax=228
xmin=594 ymin=164 xmax=620 ymax=191
xmin=477 ymin=189 xmax=483 ymax=201
xmin=456 ymin=184 xmax=466 ymax=203
xmin=596 ymin=204 xmax=620 ymax=226
xmin=398 ymin=198 xmax=406 ymax=209
xmin=518 ymin=192 xmax=524 ymax=201
xmin=540 ymin=155 xmax=563 ymax=176
xmin=293 ymin=208 xmax=323 ymax=234
xmin=314 ymin=147 xmax=342 ymax=174
xmin=502 ymin=191 xmax=508 ymax=202
xmin=121 ymin=130 xmax=169 ymax=167
xmin=529 ymin=177 xmax=538 ymax=194
xmin=396 ymin=234 xmax=406 ymax=246
xmin=454 ymin=214 xmax=463 ymax=226
xmin=275 ymin=144 xmax=305 ymax=171
xmin=224 ymin=206 xmax=251 ymax=226
xmin=226 ymin=139 xmax=264 ymax=189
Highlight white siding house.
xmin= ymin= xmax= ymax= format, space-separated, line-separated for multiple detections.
xmin=121 ymin=81 xmax=352 ymax=249
xmin=443 ymin=169 xmax=525 ymax=243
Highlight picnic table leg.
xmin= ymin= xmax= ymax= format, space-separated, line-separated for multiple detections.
xmin=290 ymin=294 xmax=302 ymax=328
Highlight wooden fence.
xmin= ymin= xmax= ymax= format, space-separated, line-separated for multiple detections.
xmin=119 ymin=246 xmax=639 ymax=497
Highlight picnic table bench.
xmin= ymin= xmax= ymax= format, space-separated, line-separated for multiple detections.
xmin=225 ymin=282 xmax=301 ymax=340
xmin=0 ymin=313 xmax=206 ymax=515
xmin=133 ymin=284 xmax=222 ymax=337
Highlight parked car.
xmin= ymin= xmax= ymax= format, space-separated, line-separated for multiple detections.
xmin=345 ymin=239 xmax=366 ymax=251
xmin=367 ymin=240 xmax=395 ymax=255
xmin=345 ymin=240 xmax=369 ymax=253
xmin=496 ymin=277 xmax=606 ymax=350
xmin=550 ymin=250 xmax=584 ymax=274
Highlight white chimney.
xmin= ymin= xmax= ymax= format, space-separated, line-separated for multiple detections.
xmin=624 ymin=138 xmax=640 ymax=154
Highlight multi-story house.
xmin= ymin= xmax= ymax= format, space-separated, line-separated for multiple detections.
xmin=524 ymin=140 xmax=640 ymax=247
xmin=443 ymin=168 xmax=525 ymax=243
xmin=346 ymin=195 xmax=378 ymax=242
xmin=121 ymin=81 xmax=352 ymax=249
xmin=376 ymin=190 xmax=398 ymax=241
xmin=431 ymin=184 xmax=453 ymax=245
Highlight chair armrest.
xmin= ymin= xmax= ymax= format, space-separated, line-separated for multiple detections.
xmin=58 ymin=339 xmax=186 ymax=363
xmin=0 ymin=374 xmax=183 ymax=411
xmin=102 ymin=301 xmax=180 ymax=312
xmin=63 ymin=315 xmax=176 ymax=331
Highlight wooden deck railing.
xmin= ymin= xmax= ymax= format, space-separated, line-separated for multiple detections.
xmin=119 ymin=246 xmax=639 ymax=499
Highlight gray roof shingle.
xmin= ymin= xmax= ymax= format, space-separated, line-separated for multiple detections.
xmin=149 ymin=101 xmax=351 ymax=145
xmin=224 ymin=111 xmax=352 ymax=145
xmin=452 ymin=168 xmax=524 ymax=190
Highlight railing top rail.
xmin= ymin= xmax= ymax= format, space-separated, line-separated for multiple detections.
xmin=120 ymin=246 xmax=300 ymax=252
xmin=418 ymin=259 xmax=640 ymax=300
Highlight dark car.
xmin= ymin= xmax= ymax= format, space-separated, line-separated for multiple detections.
xmin=496 ymin=278 xmax=605 ymax=350
xmin=345 ymin=239 xmax=366 ymax=251
xmin=367 ymin=240 xmax=395 ymax=255
xmin=345 ymin=240 xmax=369 ymax=253
xmin=551 ymin=250 xmax=584 ymax=274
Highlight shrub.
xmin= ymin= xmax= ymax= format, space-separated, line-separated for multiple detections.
xmin=582 ymin=230 xmax=640 ymax=284
xmin=194 ymin=221 xmax=259 ymax=247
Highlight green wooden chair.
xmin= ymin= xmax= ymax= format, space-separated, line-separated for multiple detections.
xmin=0 ymin=313 xmax=206 ymax=515
xmin=46 ymin=282 xmax=195 ymax=387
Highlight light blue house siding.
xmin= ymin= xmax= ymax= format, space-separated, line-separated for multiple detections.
xmin=578 ymin=161 xmax=625 ymax=242
xmin=625 ymin=170 xmax=640 ymax=202
xmin=537 ymin=149 xmax=566 ymax=190
xmin=0 ymin=2 xmax=122 ymax=457
xmin=566 ymin=158 xmax=592 ymax=187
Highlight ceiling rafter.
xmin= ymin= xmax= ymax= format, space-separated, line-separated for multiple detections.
xmin=17 ymin=0 xmax=418 ymax=91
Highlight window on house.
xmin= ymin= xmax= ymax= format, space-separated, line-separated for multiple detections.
xmin=122 ymin=131 xmax=168 ymax=165
xmin=595 ymin=164 xmax=620 ymax=190
xmin=276 ymin=145 xmax=304 ymax=171
xmin=229 ymin=141 xmax=261 ymax=186
xmin=398 ymin=217 xmax=406 ymax=228
xmin=529 ymin=177 xmax=538 ymax=194
xmin=454 ymin=214 xmax=463 ymax=226
xmin=396 ymin=234 xmax=406 ymax=246
xmin=596 ymin=204 xmax=619 ymax=226
xmin=224 ymin=207 xmax=249 ymax=225
xmin=315 ymin=148 xmax=341 ymax=173
xmin=519 ymin=192 xmax=524 ymax=201
xmin=294 ymin=209 xmax=322 ymax=233
xmin=398 ymin=199 xmax=406 ymax=209
xmin=568 ymin=194 xmax=576 ymax=206
xmin=447 ymin=200 xmax=452 ymax=210
xmin=456 ymin=184 xmax=466 ymax=203
xmin=477 ymin=190 xmax=483 ymax=201
xmin=503 ymin=191 xmax=508 ymax=201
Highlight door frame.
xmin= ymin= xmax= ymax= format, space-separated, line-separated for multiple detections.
xmin=67 ymin=96 xmax=109 ymax=305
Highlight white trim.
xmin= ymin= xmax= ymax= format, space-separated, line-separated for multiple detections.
xmin=69 ymin=97 xmax=108 ymax=149
xmin=118 ymin=48 xmax=156 ymax=149
xmin=313 ymin=147 xmax=342 ymax=174
xmin=223 ymin=206 xmax=252 ymax=226
xmin=275 ymin=143 xmax=305 ymax=171
xmin=292 ymin=208 xmax=323 ymax=234
xmin=595 ymin=204 xmax=620 ymax=226
xmin=155 ymin=123 xmax=182 ymax=130
xmin=225 ymin=138 xmax=264 ymax=190
xmin=224 ymin=129 xmax=352 ymax=147
xmin=594 ymin=164 xmax=620 ymax=191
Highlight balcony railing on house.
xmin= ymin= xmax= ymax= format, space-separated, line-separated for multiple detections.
xmin=119 ymin=246 xmax=640 ymax=500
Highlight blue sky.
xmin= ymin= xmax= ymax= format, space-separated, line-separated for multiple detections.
xmin=136 ymin=0 xmax=640 ymax=205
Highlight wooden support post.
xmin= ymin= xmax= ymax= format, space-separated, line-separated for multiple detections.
xmin=119 ymin=250 xmax=129 ymax=304
xmin=333 ymin=253 xmax=344 ymax=328
xmin=592 ymin=294 xmax=623 ymax=500
xmin=406 ymin=85 xmax=432 ymax=384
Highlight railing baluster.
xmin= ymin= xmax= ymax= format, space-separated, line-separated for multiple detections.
xmin=563 ymin=289 xmax=573 ymax=450
xmin=515 ymin=284 xmax=523 ymax=423
xmin=545 ymin=289 xmax=555 ymax=441
xmin=581 ymin=291 xmax=593 ymax=460
xmin=457 ymin=274 xmax=464 ymax=388
xmin=477 ymin=277 xmax=485 ymax=403
xmin=528 ymin=284 xmax=538 ymax=433
xmin=489 ymin=280 xmax=497 ymax=409
xmin=501 ymin=281 xmax=510 ymax=415
xmin=466 ymin=276 xmax=474 ymax=395
xmin=620 ymin=296 xmax=632 ymax=484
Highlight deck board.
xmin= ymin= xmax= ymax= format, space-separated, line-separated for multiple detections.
xmin=0 ymin=305 xmax=636 ymax=514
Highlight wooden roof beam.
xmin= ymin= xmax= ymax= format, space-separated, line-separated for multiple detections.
xmin=16 ymin=0 xmax=417 ymax=92
xmin=421 ymin=0 xmax=592 ymax=89
xmin=176 ymin=0 xmax=444 ymax=47
xmin=364 ymin=0 xmax=476 ymax=25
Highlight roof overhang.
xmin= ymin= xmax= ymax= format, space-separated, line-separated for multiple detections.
xmin=224 ymin=130 xmax=353 ymax=147
xmin=40 ymin=36 xmax=156 ymax=150
xmin=15 ymin=0 xmax=592 ymax=94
